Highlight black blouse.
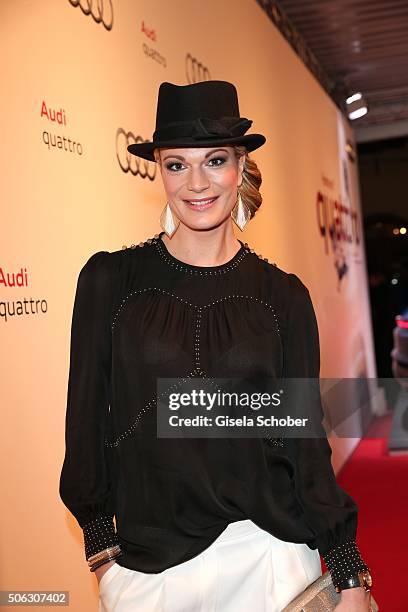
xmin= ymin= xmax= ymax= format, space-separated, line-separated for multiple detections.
xmin=59 ymin=231 xmax=369 ymax=588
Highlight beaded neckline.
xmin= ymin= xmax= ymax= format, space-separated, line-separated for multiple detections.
xmin=154 ymin=231 xmax=248 ymax=276
xmin=123 ymin=232 xmax=277 ymax=272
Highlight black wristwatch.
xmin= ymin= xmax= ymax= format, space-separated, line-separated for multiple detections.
xmin=335 ymin=569 xmax=373 ymax=593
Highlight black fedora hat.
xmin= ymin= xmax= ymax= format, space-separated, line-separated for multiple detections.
xmin=127 ymin=80 xmax=266 ymax=162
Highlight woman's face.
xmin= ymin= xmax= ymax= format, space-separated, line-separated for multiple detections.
xmin=156 ymin=146 xmax=245 ymax=231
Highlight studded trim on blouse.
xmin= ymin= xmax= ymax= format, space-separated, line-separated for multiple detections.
xmin=322 ymin=538 xmax=370 ymax=588
xmin=83 ymin=514 xmax=121 ymax=562
xmin=121 ymin=232 xmax=278 ymax=271
xmin=111 ymin=290 xmax=281 ymax=333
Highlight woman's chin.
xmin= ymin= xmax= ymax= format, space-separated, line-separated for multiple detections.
xmin=177 ymin=214 xmax=231 ymax=232
xmin=174 ymin=205 xmax=233 ymax=230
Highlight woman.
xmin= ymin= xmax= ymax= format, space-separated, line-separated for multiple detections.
xmin=59 ymin=80 xmax=373 ymax=611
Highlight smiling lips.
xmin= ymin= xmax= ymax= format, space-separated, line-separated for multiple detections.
xmin=183 ymin=196 xmax=219 ymax=210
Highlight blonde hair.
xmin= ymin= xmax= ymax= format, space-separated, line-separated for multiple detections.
xmin=232 ymin=145 xmax=263 ymax=219
xmin=154 ymin=145 xmax=263 ymax=219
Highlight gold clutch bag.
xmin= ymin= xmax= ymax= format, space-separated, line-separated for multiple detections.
xmin=282 ymin=571 xmax=379 ymax=611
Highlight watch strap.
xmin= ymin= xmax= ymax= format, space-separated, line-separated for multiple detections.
xmin=335 ymin=570 xmax=372 ymax=593
xmin=335 ymin=575 xmax=362 ymax=592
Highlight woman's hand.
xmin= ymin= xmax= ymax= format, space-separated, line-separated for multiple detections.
xmin=334 ymin=586 xmax=373 ymax=611
xmin=94 ymin=559 xmax=116 ymax=585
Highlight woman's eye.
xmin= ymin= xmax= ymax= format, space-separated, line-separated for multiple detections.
xmin=165 ymin=162 xmax=185 ymax=172
xmin=208 ymin=157 xmax=226 ymax=166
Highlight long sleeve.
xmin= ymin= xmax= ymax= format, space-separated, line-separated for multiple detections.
xmin=282 ymin=272 xmax=370 ymax=588
xmin=59 ymin=251 xmax=122 ymax=567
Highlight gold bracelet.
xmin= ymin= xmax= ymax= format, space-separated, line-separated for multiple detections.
xmin=89 ymin=554 xmax=121 ymax=572
xmin=87 ymin=545 xmax=122 ymax=565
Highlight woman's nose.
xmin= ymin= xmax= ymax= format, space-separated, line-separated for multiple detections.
xmin=187 ymin=166 xmax=210 ymax=191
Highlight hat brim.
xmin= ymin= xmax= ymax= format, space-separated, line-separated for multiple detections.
xmin=127 ymin=134 xmax=266 ymax=162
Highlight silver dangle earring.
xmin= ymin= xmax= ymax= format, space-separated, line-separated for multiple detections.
xmin=230 ymin=189 xmax=251 ymax=231
xmin=159 ymin=202 xmax=180 ymax=238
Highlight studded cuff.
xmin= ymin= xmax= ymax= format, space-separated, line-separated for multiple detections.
xmin=83 ymin=514 xmax=121 ymax=561
xmin=322 ymin=538 xmax=370 ymax=589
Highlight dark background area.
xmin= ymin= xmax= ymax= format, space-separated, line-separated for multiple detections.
xmin=358 ymin=135 xmax=408 ymax=379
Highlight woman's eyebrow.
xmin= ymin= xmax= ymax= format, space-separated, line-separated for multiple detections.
xmin=162 ymin=148 xmax=230 ymax=162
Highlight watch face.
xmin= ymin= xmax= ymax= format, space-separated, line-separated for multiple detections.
xmin=359 ymin=570 xmax=373 ymax=589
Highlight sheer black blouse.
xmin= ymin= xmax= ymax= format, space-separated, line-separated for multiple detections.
xmin=59 ymin=231 xmax=369 ymax=588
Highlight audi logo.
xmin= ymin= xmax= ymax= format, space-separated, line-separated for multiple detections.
xmin=185 ymin=53 xmax=211 ymax=84
xmin=116 ymin=128 xmax=157 ymax=181
xmin=68 ymin=0 xmax=113 ymax=31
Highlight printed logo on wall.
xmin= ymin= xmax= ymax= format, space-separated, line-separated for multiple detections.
xmin=116 ymin=128 xmax=156 ymax=181
xmin=185 ymin=53 xmax=211 ymax=84
xmin=141 ymin=20 xmax=167 ymax=68
xmin=315 ymin=115 xmax=364 ymax=288
xmin=0 ymin=266 xmax=47 ymax=324
xmin=68 ymin=0 xmax=113 ymax=31
xmin=316 ymin=186 xmax=361 ymax=288
xmin=41 ymin=101 xmax=83 ymax=155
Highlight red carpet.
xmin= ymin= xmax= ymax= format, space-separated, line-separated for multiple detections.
xmin=322 ymin=411 xmax=408 ymax=610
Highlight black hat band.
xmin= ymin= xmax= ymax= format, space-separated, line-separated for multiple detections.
xmin=152 ymin=116 xmax=253 ymax=142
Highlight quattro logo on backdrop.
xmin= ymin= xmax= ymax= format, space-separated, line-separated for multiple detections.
xmin=0 ymin=266 xmax=47 ymax=323
xmin=185 ymin=53 xmax=211 ymax=84
xmin=316 ymin=186 xmax=361 ymax=286
xmin=41 ymin=101 xmax=83 ymax=155
xmin=141 ymin=20 xmax=166 ymax=68
xmin=68 ymin=0 xmax=113 ymax=31
xmin=116 ymin=128 xmax=156 ymax=181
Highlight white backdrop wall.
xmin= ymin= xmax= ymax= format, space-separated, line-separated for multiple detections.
xmin=0 ymin=1 xmax=377 ymax=609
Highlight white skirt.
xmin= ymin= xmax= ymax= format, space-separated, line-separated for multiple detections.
xmin=98 ymin=519 xmax=322 ymax=612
